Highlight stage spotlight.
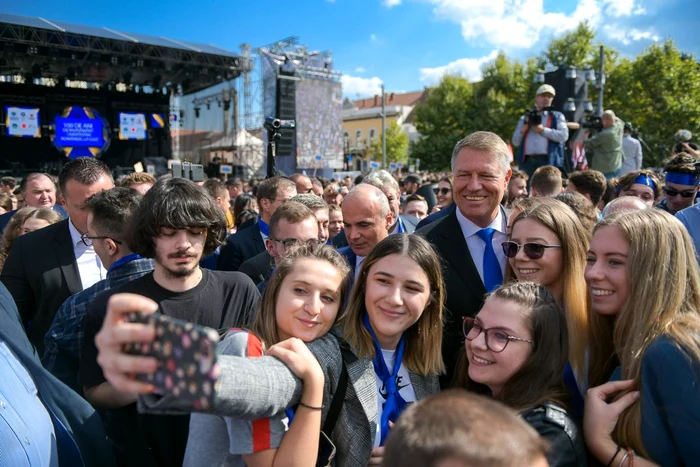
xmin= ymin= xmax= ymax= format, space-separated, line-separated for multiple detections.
xmin=194 ymin=106 xmax=201 ymax=118
xmin=206 ymin=102 xmax=211 ymax=110
xmin=111 ymin=56 xmax=119 ymax=65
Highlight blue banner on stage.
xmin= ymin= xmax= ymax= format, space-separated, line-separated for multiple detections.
xmin=55 ymin=118 xmax=104 ymax=147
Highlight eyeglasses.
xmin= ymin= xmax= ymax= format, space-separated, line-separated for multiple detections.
xmin=433 ymin=187 xmax=451 ymax=196
xmin=463 ymin=317 xmax=534 ymax=353
xmin=80 ymin=232 xmax=122 ymax=247
xmin=663 ymin=186 xmax=697 ymax=198
xmin=270 ymin=238 xmax=322 ymax=251
xmin=501 ymin=241 xmax=561 ymax=260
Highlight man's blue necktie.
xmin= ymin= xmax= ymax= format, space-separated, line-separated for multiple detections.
xmin=476 ymin=228 xmax=503 ymax=293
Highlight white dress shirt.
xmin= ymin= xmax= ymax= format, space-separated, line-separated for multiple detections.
xmin=455 ymin=207 xmax=508 ymax=286
xmin=67 ymin=219 xmax=106 ymax=289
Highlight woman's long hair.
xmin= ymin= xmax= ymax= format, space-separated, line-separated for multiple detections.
xmin=588 ymin=210 xmax=700 ymax=455
xmin=250 ymin=244 xmax=350 ymax=348
xmin=508 ymin=197 xmax=590 ymax=383
xmin=340 ymin=234 xmax=445 ymax=376
xmin=453 ymin=282 xmax=569 ymax=412
xmin=0 ymin=207 xmax=62 ymax=271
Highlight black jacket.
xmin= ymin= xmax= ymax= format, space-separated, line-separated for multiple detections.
xmin=217 ymin=223 xmax=266 ymax=272
xmin=0 ymin=219 xmax=82 ymax=354
xmin=522 ymin=402 xmax=587 ymax=467
xmin=238 ymin=250 xmax=273 ymax=285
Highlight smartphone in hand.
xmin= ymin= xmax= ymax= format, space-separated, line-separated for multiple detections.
xmin=122 ymin=311 xmax=221 ymax=410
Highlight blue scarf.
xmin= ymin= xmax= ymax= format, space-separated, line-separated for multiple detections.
xmin=363 ymin=313 xmax=407 ymax=446
xmin=258 ymin=218 xmax=270 ymax=237
xmin=107 ymin=253 xmax=141 ymax=273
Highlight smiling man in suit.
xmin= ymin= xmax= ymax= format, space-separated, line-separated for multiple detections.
xmin=417 ymin=131 xmax=512 ymax=387
xmin=1 ymin=157 xmax=114 ymax=354
xmin=217 ymin=176 xmax=297 ymax=272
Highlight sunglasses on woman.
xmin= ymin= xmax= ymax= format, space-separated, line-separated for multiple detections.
xmin=433 ymin=187 xmax=451 ymax=196
xmin=663 ymin=186 xmax=696 ymax=198
xmin=501 ymin=241 xmax=561 ymax=260
xmin=463 ymin=317 xmax=534 ymax=353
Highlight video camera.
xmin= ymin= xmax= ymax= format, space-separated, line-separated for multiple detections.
xmin=170 ymin=162 xmax=204 ymax=182
xmin=581 ymin=115 xmax=603 ymax=132
xmin=263 ymin=117 xmax=296 ymax=131
xmin=525 ymin=107 xmax=553 ymax=127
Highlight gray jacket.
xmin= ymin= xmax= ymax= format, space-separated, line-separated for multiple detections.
xmin=139 ymin=329 xmax=439 ymax=466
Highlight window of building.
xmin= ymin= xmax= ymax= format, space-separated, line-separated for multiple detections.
xmin=355 ymin=130 xmax=364 ymax=148
xmin=369 ymin=128 xmax=377 ymax=144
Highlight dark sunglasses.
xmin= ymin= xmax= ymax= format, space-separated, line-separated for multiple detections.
xmin=433 ymin=187 xmax=451 ymax=196
xmin=501 ymin=241 xmax=561 ymax=260
xmin=663 ymin=186 xmax=696 ymax=198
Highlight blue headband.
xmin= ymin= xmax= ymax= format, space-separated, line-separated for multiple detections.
xmin=666 ymin=172 xmax=700 ymax=186
xmin=633 ymin=174 xmax=657 ymax=193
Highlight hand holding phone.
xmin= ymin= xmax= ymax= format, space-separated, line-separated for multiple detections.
xmin=122 ymin=311 xmax=221 ymax=410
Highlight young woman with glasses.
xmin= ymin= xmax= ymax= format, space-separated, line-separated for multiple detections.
xmin=503 ymin=197 xmax=590 ymax=416
xmin=453 ymin=281 xmax=587 ymax=467
xmin=184 ymin=244 xmax=350 ymax=467
xmin=583 ymin=210 xmax=700 ymax=466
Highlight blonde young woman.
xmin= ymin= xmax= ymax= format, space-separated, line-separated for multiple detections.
xmin=584 ymin=209 xmax=700 ymax=466
xmin=504 ymin=197 xmax=590 ymax=415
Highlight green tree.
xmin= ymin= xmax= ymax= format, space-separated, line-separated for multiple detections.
xmin=366 ymin=121 xmax=409 ymax=165
xmin=607 ymin=41 xmax=700 ymax=166
xmin=410 ymin=74 xmax=478 ymax=170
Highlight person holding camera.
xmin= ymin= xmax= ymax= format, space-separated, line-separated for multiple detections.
xmin=512 ymin=84 xmax=568 ymax=179
xmin=583 ymin=110 xmax=624 ymax=179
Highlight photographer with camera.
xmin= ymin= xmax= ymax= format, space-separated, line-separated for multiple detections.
xmin=583 ymin=110 xmax=624 ymax=179
xmin=512 ymin=84 xmax=568 ymax=179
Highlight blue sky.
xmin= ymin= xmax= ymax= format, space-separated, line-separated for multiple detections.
xmin=3 ymin=0 xmax=698 ymax=100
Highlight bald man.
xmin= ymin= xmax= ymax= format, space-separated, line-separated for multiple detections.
xmin=602 ymin=196 xmax=647 ymax=217
xmin=338 ymin=184 xmax=393 ymax=284
xmin=290 ymin=173 xmax=313 ymax=194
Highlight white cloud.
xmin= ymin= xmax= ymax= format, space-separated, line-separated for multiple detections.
xmin=603 ymin=0 xmax=646 ymax=17
xmin=602 ymin=24 xmax=659 ymax=45
xmin=383 ymin=0 xmax=402 ymax=6
xmin=427 ymin=0 xmax=650 ymax=50
xmin=341 ymin=75 xmax=384 ymax=96
xmin=355 ymin=66 xmax=366 ymax=73
xmin=419 ymin=50 xmax=499 ymax=85
xmin=370 ymin=33 xmax=377 ymax=41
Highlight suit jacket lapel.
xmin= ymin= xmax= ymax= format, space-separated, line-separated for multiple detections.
xmin=253 ymin=225 xmax=265 ymax=253
xmin=55 ymin=220 xmax=82 ymax=294
xmin=409 ymin=372 xmax=440 ymax=400
xmin=437 ymin=211 xmax=486 ymax=298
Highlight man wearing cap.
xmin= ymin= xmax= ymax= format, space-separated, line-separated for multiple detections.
xmin=512 ymin=84 xmax=568 ymax=179
xmin=402 ymin=174 xmax=421 ymax=196
xmin=584 ymin=110 xmax=624 ymax=179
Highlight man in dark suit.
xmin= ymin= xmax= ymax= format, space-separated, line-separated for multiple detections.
xmin=417 ymin=132 xmax=512 ymax=387
xmin=0 ymin=282 xmax=116 ymax=466
xmin=0 ymin=172 xmax=60 ymax=233
xmin=337 ymin=184 xmax=392 ymax=291
xmin=238 ymin=201 xmax=319 ymax=289
xmin=1 ymin=158 xmax=114 ymax=353
xmin=332 ymin=173 xmax=418 ymax=249
xmin=218 ymin=176 xmax=297 ymax=271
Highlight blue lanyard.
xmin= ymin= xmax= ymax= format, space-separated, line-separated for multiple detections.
xmin=362 ymin=313 xmax=407 ymax=446
xmin=395 ymin=217 xmax=406 ymax=234
xmin=107 ymin=254 xmax=141 ymax=273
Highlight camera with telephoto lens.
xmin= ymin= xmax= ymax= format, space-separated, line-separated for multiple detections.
xmin=525 ymin=106 xmax=553 ymax=127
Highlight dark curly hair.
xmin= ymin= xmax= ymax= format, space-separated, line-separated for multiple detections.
xmin=126 ymin=177 xmax=227 ymax=258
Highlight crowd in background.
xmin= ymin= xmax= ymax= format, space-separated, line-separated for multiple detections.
xmin=0 ymin=123 xmax=699 ymax=467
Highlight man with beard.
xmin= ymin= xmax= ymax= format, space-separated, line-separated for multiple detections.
xmin=78 ymin=177 xmax=260 ymax=466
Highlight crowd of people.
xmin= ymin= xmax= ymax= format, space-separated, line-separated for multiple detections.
xmin=0 ymin=124 xmax=699 ymax=467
